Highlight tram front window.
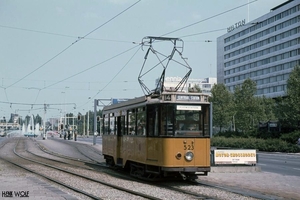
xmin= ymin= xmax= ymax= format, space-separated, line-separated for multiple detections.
xmin=158 ymin=104 xmax=205 ymax=137
xmin=175 ymin=110 xmax=202 ymax=136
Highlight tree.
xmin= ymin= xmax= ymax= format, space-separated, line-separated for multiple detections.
xmin=285 ymin=65 xmax=300 ymax=128
xmin=188 ymin=84 xmax=202 ymax=93
xmin=25 ymin=115 xmax=31 ymax=125
xmin=209 ymin=83 xmax=234 ymax=132
xmin=233 ymin=78 xmax=258 ymax=133
xmin=35 ymin=114 xmax=42 ymax=125
xmin=256 ymin=96 xmax=276 ymax=123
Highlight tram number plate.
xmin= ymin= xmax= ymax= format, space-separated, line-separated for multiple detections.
xmin=183 ymin=141 xmax=194 ymax=150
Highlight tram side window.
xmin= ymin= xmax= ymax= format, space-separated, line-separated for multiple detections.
xmin=160 ymin=105 xmax=174 ymax=136
xmin=203 ymin=105 xmax=210 ymax=136
xmin=121 ymin=115 xmax=126 ymax=135
xmin=116 ymin=116 xmax=125 ymax=136
xmin=147 ymin=105 xmax=158 ymax=136
xmin=103 ymin=114 xmax=110 ymax=135
xmin=114 ymin=116 xmax=118 ymax=135
xmin=110 ymin=114 xmax=115 ymax=135
xmin=137 ymin=107 xmax=146 ymax=136
xmin=128 ymin=109 xmax=136 ymax=135
xmin=124 ymin=114 xmax=128 ymax=135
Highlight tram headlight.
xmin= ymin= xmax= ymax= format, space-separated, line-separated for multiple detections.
xmin=185 ymin=151 xmax=194 ymax=161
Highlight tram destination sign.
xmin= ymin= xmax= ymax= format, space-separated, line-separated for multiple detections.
xmin=177 ymin=105 xmax=201 ymax=111
xmin=176 ymin=95 xmax=200 ymax=101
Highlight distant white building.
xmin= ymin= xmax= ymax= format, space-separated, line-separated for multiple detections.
xmin=158 ymin=77 xmax=217 ymax=95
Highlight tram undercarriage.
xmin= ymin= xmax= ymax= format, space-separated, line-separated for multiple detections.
xmin=130 ymin=162 xmax=208 ymax=181
xmin=104 ymin=155 xmax=208 ymax=181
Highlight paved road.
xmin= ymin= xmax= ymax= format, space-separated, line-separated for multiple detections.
xmin=3 ymin=133 xmax=300 ymax=177
xmin=257 ymin=152 xmax=300 ymax=176
xmin=75 ymin=136 xmax=102 ymax=144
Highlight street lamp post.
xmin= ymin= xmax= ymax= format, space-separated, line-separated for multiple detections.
xmin=61 ymin=91 xmax=66 ymax=127
xmin=43 ymin=104 xmax=47 ymax=140
xmin=91 ymin=98 xmax=110 ymax=145
xmin=87 ymin=110 xmax=89 ymax=137
xmin=72 ymin=116 xmax=74 ymax=141
xmin=83 ymin=109 xmax=86 ymax=136
xmin=87 ymin=97 xmax=91 ymax=137
xmin=93 ymin=99 xmax=97 ymax=145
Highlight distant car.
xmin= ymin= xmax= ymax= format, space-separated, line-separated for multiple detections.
xmin=24 ymin=132 xmax=37 ymax=137
xmin=0 ymin=129 xmax=6 ymax=137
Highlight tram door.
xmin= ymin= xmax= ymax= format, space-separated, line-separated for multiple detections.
xmin=147 ymin=105 xmax=159 ymax=161
xmin=116 ymin=116 xmax=123 ymax=166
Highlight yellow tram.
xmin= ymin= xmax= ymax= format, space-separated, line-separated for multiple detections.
xmin=102 ymin=91 xmax=211 ymax=180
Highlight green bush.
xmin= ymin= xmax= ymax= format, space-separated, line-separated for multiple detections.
xmin=280 ymin=130 xmax=300 ymax=144
xmin=214 ymin=130 xmax=249 ymax=138
xmin=211 ymin=137 xmax=300 ymax=153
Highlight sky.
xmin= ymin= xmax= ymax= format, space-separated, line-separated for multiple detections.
xmin=0 ymin=0 xmax=288 ymax=121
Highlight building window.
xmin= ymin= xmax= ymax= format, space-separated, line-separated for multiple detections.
xmin=263 ymin=88 xmax=269 ymax=94
xmin=263 ymin=78 xmax=270 ymax=84
xmin=224 ymin=16 xmax=299 ymax=52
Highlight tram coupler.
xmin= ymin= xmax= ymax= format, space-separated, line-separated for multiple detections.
xmin=179 ymin=172 xmax=187 ymax=180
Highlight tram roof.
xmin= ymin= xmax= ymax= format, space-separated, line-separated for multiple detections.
xmin=102 ymin=95 xmax=147 ymax=112
xmin=102 ymin=92 xmax=210 ymax=113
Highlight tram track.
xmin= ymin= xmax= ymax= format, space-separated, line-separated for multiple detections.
xmin=33 ymin=138 xmax=98 ymax=164
xmin=192 ymin=180 xmax=281 ymax=200
xmin=0 ymin=138 xmax=163 ymax=200
xmin=2 ymin=137 xmax=222 ymax=200
xmin=27 ymin=138 xmax=248 ymax=200
xmin=26 ymin=137 xmax=266 ymax=200
xmin=4 ymin=137 xmax=280 ymax=200
xmin=27 ymin=139 xmax=219 ymax=199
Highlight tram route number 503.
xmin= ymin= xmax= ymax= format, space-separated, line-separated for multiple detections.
xmin=183 ymin=141 xmax=194 ymax=150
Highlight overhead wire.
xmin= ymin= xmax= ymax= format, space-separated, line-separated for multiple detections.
xmin=33 ymin=1 xmax=253 ymax=101
xmin=5 ymin=0 xmax=258 ymax=114
xmin=79 ymin=0 xmax=141 ymax=41
xmin=0 ymin=100 xmax=75 ymax=107
xmin=7 ymin=0 xmax=253 ymax=93
xmin=179 ymin=28 xmax=227 ymax=39
xmin=4 ymin=0 xmax=141 ymax=90
xmin=161 ymin=0 xmax=257 ymax=37
xmin=0 ymin=25 xmax=132 ymax=43
xmin=4 ymin=89 xmax=9 ymax=102
xmin=78 ymin=44 xmax=142 ymax=109
xmin=42 ymin=44 xmax=140 ymax=90
xmin=95 ymin=46 xmax=142 ymax=97
xmin=33 ymin=89 xmax=41 ymax=105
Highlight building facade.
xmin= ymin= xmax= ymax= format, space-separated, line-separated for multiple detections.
xmin=217 ymin=0 xmax=300 ymax=98
xmin=162 ymin=77 xmax=217 ymax=95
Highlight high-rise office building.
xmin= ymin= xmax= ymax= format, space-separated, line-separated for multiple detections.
xmin=217 ymin=0 xmax=300 ymax=98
